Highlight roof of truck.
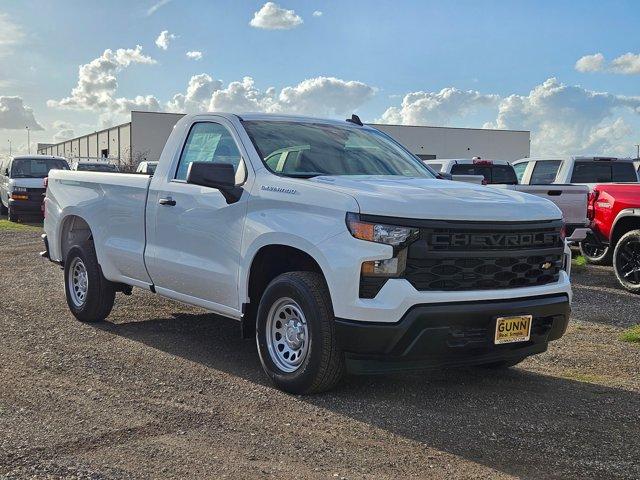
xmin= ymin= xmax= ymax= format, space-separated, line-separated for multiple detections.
xmin=514 ymin=156 xmax=636 ymax=163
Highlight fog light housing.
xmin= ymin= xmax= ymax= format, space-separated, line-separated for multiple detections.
xmin=361 ymin=249 xmax=407 ymax=277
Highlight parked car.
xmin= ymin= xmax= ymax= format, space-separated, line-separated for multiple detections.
xmin=579 ymin=184 xmax=640 ymax=293
xmin=425 ymin=158 xmax=589 ymax=240
xmin=43 ymin=113 xmax=573 ymax=394
xmin=0 ymin=155 xmax=69 ymax=222
xmin=73 ymin=162 xmax=120 ymax=173
xmin=512 ymin=156 xmax=639 ymax=187
xmin=425 ymin=158 xmax=518 ymax=185
xmin=136 ymin=161 xmax=158 ymax=175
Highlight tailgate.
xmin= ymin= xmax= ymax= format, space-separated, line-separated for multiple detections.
xmin=512 ymin=185 xmax=589 ymax=226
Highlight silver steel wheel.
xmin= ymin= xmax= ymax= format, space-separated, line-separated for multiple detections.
xmin=265 ymin=297 xmax=309 ymax=373
xmin=68 ymin=257 xmax=89 ymax=307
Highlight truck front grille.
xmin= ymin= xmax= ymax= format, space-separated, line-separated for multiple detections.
xmin=405 ymin=219 xmax=564 ymax=292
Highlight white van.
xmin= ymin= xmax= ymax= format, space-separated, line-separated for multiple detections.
xmin=0 ymin=155 xmax=69 ymax=221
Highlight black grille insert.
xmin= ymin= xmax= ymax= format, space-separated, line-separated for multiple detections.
xmin=404 ymin=219 xmax=564 ymax=292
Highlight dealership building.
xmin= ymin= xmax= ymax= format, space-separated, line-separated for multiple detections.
xmin=38 ymin=111 xmax=530 ymax=164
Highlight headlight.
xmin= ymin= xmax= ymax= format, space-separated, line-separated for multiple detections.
xmin=346 ymin=213 xmax=419 ymax=279
xmin=346 ymin=213 xmax=418 ymax=247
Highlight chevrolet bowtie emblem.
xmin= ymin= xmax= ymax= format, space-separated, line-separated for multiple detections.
xmin=541 ymin=262 xmax=553 ymax=270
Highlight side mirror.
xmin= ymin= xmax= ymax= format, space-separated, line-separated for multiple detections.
xmin=186 ymin=162 xmax=242 ymax=204
xmin=437 ymin=172 xmax=453 ymax=180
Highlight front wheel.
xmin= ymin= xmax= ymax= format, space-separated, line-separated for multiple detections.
xmin=64 ymin=243 xmax=116 ymax=322
xmin=579 ymin=238 xmax=611 ymax=265
xmin=256 ymin=271 xmax=344 ymax=394
xmin=613 ymin=230 xmax=640 ymax=294
xmin=6 ymin=205 xmax=17 ymax=222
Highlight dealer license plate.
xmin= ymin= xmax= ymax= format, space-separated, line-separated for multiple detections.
xmin=494 ymin=315 xmax=532 ymax=344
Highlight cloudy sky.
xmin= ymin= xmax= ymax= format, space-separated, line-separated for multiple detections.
xmin=0 ymin=0 xmax=639 ymax=157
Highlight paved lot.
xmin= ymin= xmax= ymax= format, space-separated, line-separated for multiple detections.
xmin=1 ymin=224 xmax=639 ymax=479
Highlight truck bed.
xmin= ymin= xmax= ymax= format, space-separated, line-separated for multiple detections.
xmin=490 ymin=184 xmax=589 ymax=228
xmin=44 ymin=170 xmax=152 ymax=286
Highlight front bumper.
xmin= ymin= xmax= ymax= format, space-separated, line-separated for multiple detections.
xmin=8 ymin=198 xmax=43 ymax=215
xmin=335 ymin=293 xmax=570 ymax=373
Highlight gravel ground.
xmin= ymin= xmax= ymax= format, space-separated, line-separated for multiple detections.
xmin=0 ymin=225 xmax=639 ymax=479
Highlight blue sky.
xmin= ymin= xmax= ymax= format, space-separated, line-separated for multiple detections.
xmin=0 ymin=0 xmax=639 ymax=156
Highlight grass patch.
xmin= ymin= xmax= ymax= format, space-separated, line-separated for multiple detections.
xmin=620 ymin=325 xmax=640 ymax=344
xmin=0 ymin=219 xmax=41 ymax=231
xmin=560 ymin=369 xmax=608 ymax=384
xmin=571 ymin=255 xmax=587 ymax=273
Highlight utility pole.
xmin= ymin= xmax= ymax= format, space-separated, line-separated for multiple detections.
xmin=635 ymin=144 xmax=639 ymax=159
xmin=7 ymin=139 xmax=11 ymax=156
xmin=26 ymin=126 xmax=30 ymax=154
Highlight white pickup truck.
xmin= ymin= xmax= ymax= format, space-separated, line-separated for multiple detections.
xmin=43 ymin=113 xmax=573 ymax=394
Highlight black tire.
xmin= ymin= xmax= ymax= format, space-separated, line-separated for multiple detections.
xmin=64 ymin=243 xmax=116 ymax=322
xmin=613 ymin=229 xmax=640 ymax=294
xmin=6 ymin=205 xmax=18 ymax=222
xmin=0 ymin=200 xmax=7 ymax=215
xmin=256 ymin=271 xmax=344 ymax=394
xmin=479 ymin=357 xmax=526 ymax=369
xmin=579 ymin=238 xmax=612 ymax=265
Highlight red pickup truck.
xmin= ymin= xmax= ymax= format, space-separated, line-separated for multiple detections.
xmin=580 ymin=184 xmax=640 ymax=293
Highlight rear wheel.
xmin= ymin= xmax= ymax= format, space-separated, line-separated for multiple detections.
xmin=64 ymin=243 xmax=116 ymax=322
xmin=256 ymin=271 xmax=344 ymax=394
xmin=579 ymin=237 xmax=611 ymax=265
xmin=613 ymin=230 xmax=640 ymax=294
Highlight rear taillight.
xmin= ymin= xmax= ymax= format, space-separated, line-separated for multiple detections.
xmin=587 ymin=190 xmax=599 ymax=220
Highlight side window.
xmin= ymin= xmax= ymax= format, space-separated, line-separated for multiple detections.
xmin=175 ymin=122 xmax=243 ymax=181
xmin=571 ymin=162 xmax=611 ymax=183
xmin=530 ymin=160 xmax=561 ymax=184
xmin=512 ymin=162 xmax=528 ymax=182
xmin=612 ymin=162 xmax=638 ymax=182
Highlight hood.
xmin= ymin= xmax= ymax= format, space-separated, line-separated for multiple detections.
xmin=308 ymin=176 xmax=562 ymax=222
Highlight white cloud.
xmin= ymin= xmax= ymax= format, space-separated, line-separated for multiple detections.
xmin=575 ymin=52 xmax=640 ymax=75
xmin=47 ymin=45 xmax=161 ymax=115
xmin=166 ymin=74 xmax=374 ymax=117
xmin=0 ymin=12 xmax=24 ymax=57
xmin=51 ymin=120 xmax=74 ymax=143
xmin=487 ymin=77 xmax=640 ymax=155
xmin=610 ymin=53 xmax=640 ymax=75
xmin=379 ymin=87 xmax=500 ymax=125
xmin=575 ymin=53 xmax=605 ymax=73
xmin=249 ymin=2 xmax=303 ymax=30
xmin=313 ymin=10 xmax=323 ymax=17
xmin=0 ymin=96 xmax=43 ymax=130
xmin=155 ymin=30 xmax=176 ymax=50
xmin=146 ymin=0 xmax=172 ymax=16
xmin=186 ymin=50 xmax=203 ymax=60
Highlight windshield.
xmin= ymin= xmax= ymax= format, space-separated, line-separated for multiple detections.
xmin=10 ymin=158 xmax=69 ymax=178
xmin=242 ymin=120 xmax=435 ymax=178
xmin=77 ymin=163 xmax=119 ymax=172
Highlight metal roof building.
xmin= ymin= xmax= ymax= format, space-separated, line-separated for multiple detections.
xmin=38 ymin=111 xmax=530 ymax=165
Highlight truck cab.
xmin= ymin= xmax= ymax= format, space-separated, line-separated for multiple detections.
xmin=512 ymin=156 xmax=639 ymax=187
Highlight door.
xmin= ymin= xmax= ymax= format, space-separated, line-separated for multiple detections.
xmin=144 ymin=120 xmax=250 ymax=315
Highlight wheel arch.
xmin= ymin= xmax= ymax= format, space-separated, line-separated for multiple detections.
xmin=58 ymin=214 xmax=94 ymax=263
xmin=241 ymin=240 xmax=332 ymax=338
xmin=611 ymin=210 xmax=640 ymax=249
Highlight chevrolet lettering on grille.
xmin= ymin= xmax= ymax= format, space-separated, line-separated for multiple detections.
xmin=431 ymin=232 xmax=559 ymax=249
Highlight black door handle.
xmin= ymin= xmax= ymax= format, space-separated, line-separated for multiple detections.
xmin=159 ymin=197 xmax=176 ymax=206
xmin=547 ymin=190 xmax=562 ymax=196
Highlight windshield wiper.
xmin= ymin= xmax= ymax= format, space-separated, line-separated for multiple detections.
xmin=283 ymin=172 xmax=329 ymax=179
